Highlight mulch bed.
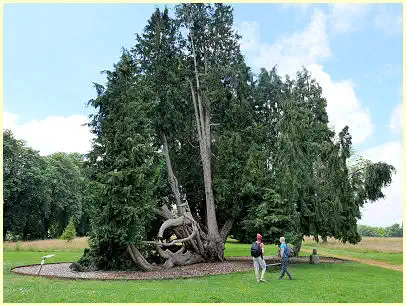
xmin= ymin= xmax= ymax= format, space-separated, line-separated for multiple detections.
xmin=11 ymin=256 xmax=346 ymax=281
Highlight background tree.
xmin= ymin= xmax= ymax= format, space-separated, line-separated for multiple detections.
xmin=358 ymin=223 xmax=403 ymax=237
xmin=4 ymin=130 xmax=50 ymax=240
xmin=60 ymin=217 xmax=77 ymax=242
xmin=3 ymin=130 xmax=94 ymax=241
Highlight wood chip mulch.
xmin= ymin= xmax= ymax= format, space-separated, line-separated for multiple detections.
xmin=11 ymin=256 xmax=345 ymax=281
xmin=11 ymin=261 xmax=253 ymax=281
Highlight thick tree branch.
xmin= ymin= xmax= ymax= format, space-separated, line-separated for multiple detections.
xmin=143 ymin=223 xmax=198 ymax=247
xmin=155 ymin=204 xmax=174 ymax=220
xmin=190 ymin=30 xmax=207 ymax=152
xmin=163 ymin=134 xmax=185 ymax=215
xmin=175 ymin=245 xmax=185 ymax=254
xmin=157 ymin=216 xmax=191 ymax=238
xmin=155 ymin=245 xmax=172 ymax=259
xmin=127 ymin=245 xmax=155 ymax=271
xmin=220 ymin=218 xmax=235 ymax=242
xmin=183 ymin=223 xmax=200 ymax=253
xmin=163 ymin=250 xmax=204 ymax=269
xmin=205 ymin=106 xmax=211 ymax=152
xmin=189 ymin=79 xmax=203 ymax=145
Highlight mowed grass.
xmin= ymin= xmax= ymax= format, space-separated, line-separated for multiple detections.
xmin=3 ymin=250 xmax=403 ymax=303
xmin=3 ymin=237 xmax=404 ymax=303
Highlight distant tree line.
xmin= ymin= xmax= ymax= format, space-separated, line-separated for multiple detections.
xmin=358 ymin=223 xmax=403 ymax=237
xmin=3 ymin=129 xmax=98 ymax=241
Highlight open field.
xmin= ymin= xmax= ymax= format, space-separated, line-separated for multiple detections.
xmin=301 ymin=236 xmax=403 ymax=271
xmin=4 ymin=237 xmax=89 ymax=252
xmin=302 ymin=236 xmax=403 ymax=253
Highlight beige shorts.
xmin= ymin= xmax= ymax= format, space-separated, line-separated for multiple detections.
xmin=252 ymin=256 xmax=266 ymax=270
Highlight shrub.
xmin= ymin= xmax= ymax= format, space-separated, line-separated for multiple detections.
xmin=60 ymin=217 xmax=76 ymax=242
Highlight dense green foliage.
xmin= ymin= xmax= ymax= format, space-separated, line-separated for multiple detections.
xmin=3 ymin=130 xmax=95 ymax=241
xmin=230 ymin=70 xmax=395 ymax=248
xmin=82 ymin=4 xmax=395 ymax=269
xmin=82 ymin=50 xmax=164 ymax=270
xmin=358 ymin=223 xmax=403 ymax=237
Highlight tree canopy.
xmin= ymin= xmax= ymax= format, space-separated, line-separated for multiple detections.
xmin=78 ymin=4 xmax=395 ymax=270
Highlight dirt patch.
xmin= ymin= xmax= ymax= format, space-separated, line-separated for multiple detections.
xmin=301 ymin=249 xmax=403 ymax=272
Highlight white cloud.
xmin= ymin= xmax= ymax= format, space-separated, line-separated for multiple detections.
xmin=237 ymin=21 xmax=260 ymax=53
xmin=308 ymin=64 xmax=374 ymax=144
xmin=359 ymin=141 xmax=403 ymax=227
xmin=3 ymin=112 xmax=93 ymax=156
xmin=388 ymin=103 xmax=403 ymax=134
xmin=237 ymin=9 xmax=374 ymax=144
xmin=329 ymin=4 xmax=369 ymax=33
xmin=374 ymin=7 xmax=403 ymax=37
xmin=251 ymin=9 xmax=331 ymax=77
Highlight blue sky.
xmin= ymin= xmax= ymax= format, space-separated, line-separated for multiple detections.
xmin=3 ymin=4 xmax=403 ymax=226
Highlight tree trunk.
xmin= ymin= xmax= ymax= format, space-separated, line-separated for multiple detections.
xmin=189 ymin=29 xmax=223 ymax=261
xmin=126 ymin=23 xmax=227 ymax=272
xmin=293 ymin=238 xmax=302 ymax=256
xmin=322 ymin=236 xmax=328 ymax=243
xmin=220 ymin=219 xmax=235 ymax=242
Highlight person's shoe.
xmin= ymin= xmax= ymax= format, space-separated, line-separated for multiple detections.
xmin=289 ymin=277 xmax=294 ymax=280
xmin=260 ymin=278 xmax=267 ymax=282
xmin=256 ymin=279 xmax=260 ymax=283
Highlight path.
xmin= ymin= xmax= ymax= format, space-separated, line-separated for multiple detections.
xmin=301 ymin=248 xmax=403 ymax=272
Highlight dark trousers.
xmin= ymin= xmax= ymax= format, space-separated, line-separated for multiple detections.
xmin=279 ymin=257 xmax=293 ymax=279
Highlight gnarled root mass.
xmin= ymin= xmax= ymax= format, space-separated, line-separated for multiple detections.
xmin=127 ymin=205 xmax=231 ymax=271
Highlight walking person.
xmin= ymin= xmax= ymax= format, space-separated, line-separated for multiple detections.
xmin=279 ymin=236 xmax=293 ymax=280
xmin=251 ymin=233 xmax=267 ymax=282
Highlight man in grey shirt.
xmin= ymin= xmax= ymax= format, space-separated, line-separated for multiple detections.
xmin=279 ymin=236 xmax=293 ymax=280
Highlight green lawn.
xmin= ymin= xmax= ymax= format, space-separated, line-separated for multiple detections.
xmin=4 ymin=245 xmax=403 ymax=303
xmin=224 ymin=240 xmax=279 ymax=257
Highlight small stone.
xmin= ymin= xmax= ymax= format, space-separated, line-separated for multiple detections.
xmin=310 ymin=254 xmax=320 ymax=264
xmin=69 ymin=262 xmax=84 ymax=272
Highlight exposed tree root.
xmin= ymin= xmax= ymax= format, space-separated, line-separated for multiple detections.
xmin=163 ymin=250 xmax=204 ymax=269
